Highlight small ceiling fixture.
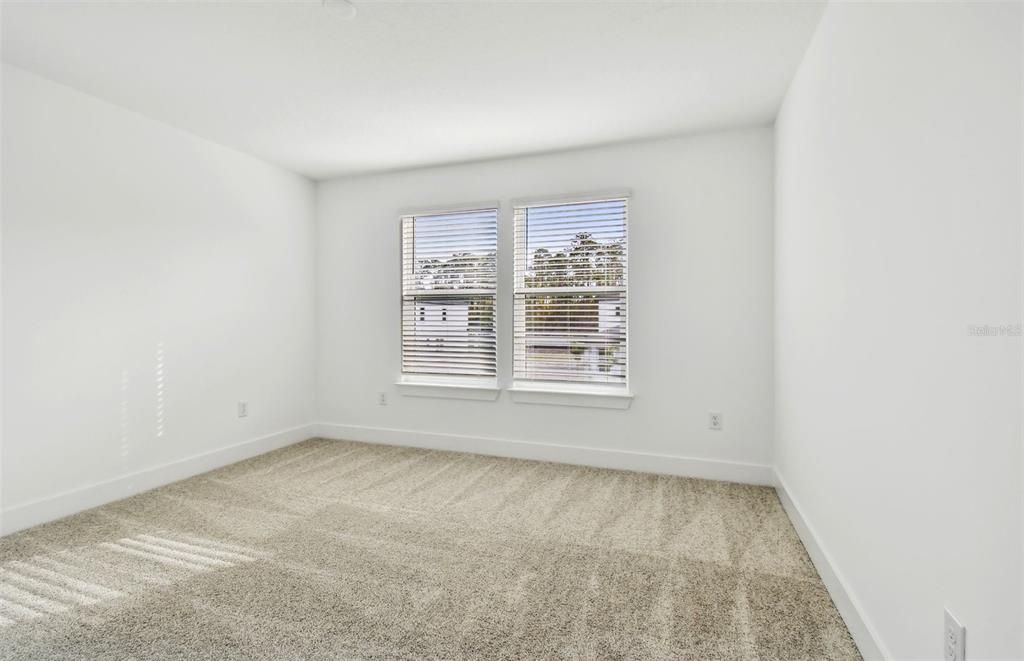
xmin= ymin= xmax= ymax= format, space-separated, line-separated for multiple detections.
xmin=322 ymin=0 xmax=357 ymax=20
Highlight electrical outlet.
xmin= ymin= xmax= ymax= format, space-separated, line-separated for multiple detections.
xmin=377 ymin=392 xmax=387 ymax=406
xmin=944 ymin=609 xmax=966 ymax=661
xmin=709 ymin=411 xmax=723 ymax=431
xmin=237 ymin=401 xmax=248 ymax=418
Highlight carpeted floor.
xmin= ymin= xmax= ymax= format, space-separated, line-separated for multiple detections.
xmin=0 ymin=439 xmax=860 ymax=660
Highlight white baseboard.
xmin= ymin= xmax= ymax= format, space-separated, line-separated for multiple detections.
xmin=314 ymin=422 xmax=774 ymax=485
xmin=774 ymin=469 xmax=890 ymax=660
xmin=1 ymin=424 xmax=317 ymax=537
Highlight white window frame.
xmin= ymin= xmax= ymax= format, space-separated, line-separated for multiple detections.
xmin=396 ymin=202 xmax=501 ymax=399
xmin=509 ymin=190 xmax=633 ymax=407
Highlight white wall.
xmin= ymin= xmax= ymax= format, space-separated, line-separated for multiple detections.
xmin=1 ymin=65 xmax=317 ymax=533
xmin=775 ymin=2 xmax=1022 ymax=659
xmin=317 ymin=129 xmax=774 ymax=479
xmin=0 ymin=30 xmax=5 ymax=536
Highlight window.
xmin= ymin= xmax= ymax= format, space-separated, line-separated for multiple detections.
xmin=513 ymin=196 xmax=628 ymax=390
xmin=400 ymin=207 xmax=498 ymax=382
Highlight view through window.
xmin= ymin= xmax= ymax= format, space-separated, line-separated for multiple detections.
xmin=400 ymin=208 xmax=498 ymax=379
xmin=513 ymin=197 xmax=628 ymax=387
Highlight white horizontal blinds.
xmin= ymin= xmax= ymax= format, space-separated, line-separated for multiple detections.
xmin=401 ymin=208 xmax=498 ymax=378
xmin=514 ymin=198 xmax=628 ymax=385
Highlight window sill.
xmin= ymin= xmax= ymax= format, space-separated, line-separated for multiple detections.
xmin=396 ymin=377 xmax=501 ymax=401
xmin=508 ymin=383 xmax=633 ymax=409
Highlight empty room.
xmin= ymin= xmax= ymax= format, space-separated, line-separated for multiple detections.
xmin=0 ymin=1 xmax=1021 ymax=659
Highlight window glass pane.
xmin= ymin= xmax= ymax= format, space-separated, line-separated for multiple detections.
xmin=516 ymin=292 xmax=626 ymax=382
xmin=406 ymin=209 xmax=497 ymax=291
xmin=524 ymin=201 xmax=627 ymax=289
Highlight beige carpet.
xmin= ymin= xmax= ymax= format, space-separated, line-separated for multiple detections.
xmin=0 ymin=439 xmax=859 ymax=660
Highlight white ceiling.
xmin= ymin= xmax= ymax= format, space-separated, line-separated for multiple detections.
xmin=2 ymin=0 xmax=824 ymax=179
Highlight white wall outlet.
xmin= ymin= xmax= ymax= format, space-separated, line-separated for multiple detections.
xmin=709 ymin=411 xmax=723 ymax=430
xmin=377 ymin=392 xmax=387 ymax=406
xmin=237 ymin=401 xmax=248 ymax=418
xmin=944 ymin=609 xmax=966 ymax=661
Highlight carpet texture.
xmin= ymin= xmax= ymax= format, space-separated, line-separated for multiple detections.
xmin=0 ymin=439 xmax=860 ymax=660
